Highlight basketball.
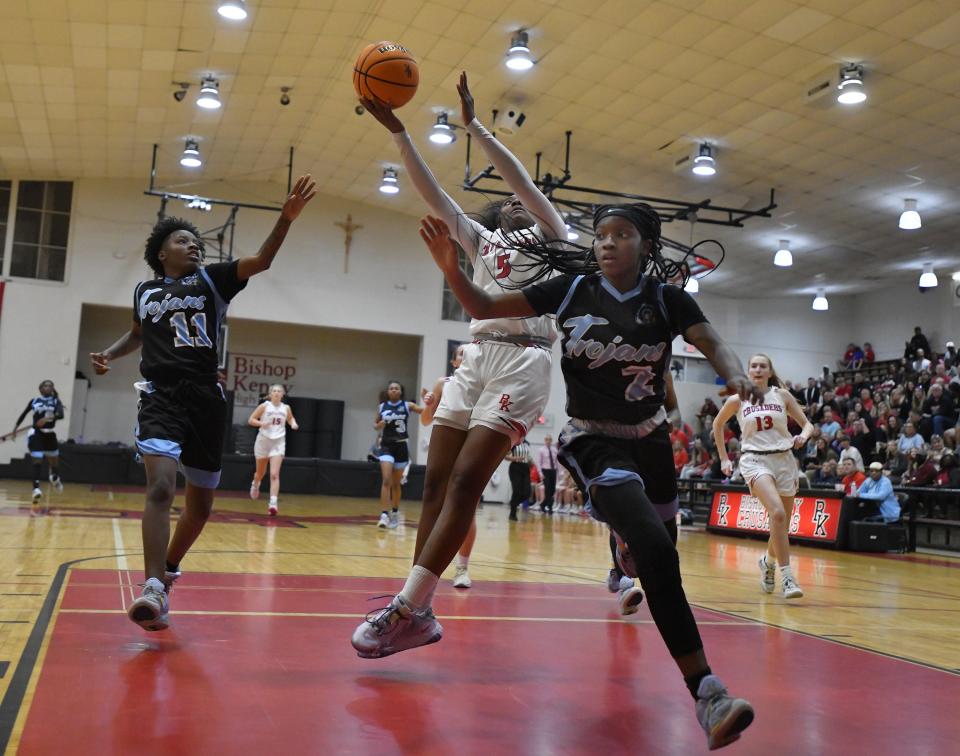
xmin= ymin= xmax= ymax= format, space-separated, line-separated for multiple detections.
xmin=353 ymin=41 xmax=419 ymax=108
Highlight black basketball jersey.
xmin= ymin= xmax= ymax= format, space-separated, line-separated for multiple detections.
xmin=524 ymin=273 xmax=707 ymax=424
xmin=133 ymin=261 xmax=246 ymax=384
xmin=379 ymin=400 xmax=410 ymax=443
xmin=16 ymin=395 xmax=64 ymax=432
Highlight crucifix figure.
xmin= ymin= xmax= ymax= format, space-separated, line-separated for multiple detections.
xmin=335 ymin=214 xmax=363 ymax=273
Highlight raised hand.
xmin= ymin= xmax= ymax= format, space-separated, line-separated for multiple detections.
xmin=457 ymin=71 xmax=476 ymax=125
xmin=281 ymin=175 xmax=317 ymax=223
xmin=359 ymin=97 xmax=405 ymax=134
xmin=419 ymin=215 xmax=459 ymax=272
xmin=421 ymin=388 xmax=437 ymax=408
xmin=90 ymin=351 xmax=111 ymax=375
xmin=722 ymin=375 xmax=763 ymax=404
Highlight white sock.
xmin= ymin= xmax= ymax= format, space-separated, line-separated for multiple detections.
xmin=269 ymin=496 xmax=277 ymax=505
xmin=780 ymin=564 xmax=794 ymax=581
xmin=399 ymin=565 xmax=439 ymax=610
xmin=455 ymin=554 xmax=469 ymax=569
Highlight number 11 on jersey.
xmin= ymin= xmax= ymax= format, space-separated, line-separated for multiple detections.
xmin=170 ymin=312 xmax=213 ymax=348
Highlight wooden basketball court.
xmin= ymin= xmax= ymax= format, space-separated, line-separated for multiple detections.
xmin=1 ymin=481 xmax=958 ymax=754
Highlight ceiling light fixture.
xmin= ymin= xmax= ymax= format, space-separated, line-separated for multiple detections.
xmin=812 ymin=288 xmax=829 ymax=311
xmin=196 ymin=77 xmax=222 ymax=110
xmin=773 ymin=239 xmax=792 ymax=267
xmin=217 ymin=1 xmax=248 ymax=21
xmin=172 ymin=82 xmax=190 ymax=102
xmin=179 ymin=139 xmax=202 ymax=168
xmin=836 ymin=63 xmax=866 ymax=105
xmin=691 ymin=143 xmax=716 ymax=176
xmin=379 ymin=167 xmax=399 ymax=194
xmin=505 ymin=31 xmax=534 ymax=71
xmin=899 ymin=198 xmax=921 ymax=230
xmin=919 ymin=262 xmax=938 ymax=288
xmin=428 ymin=112 xmax=456 ymax=145
xmin=684 ymin=277 xmax=699 ymax=294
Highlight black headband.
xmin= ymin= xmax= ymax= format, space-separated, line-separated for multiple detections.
xmin=593 ymin=203 xmax=661 ymax=240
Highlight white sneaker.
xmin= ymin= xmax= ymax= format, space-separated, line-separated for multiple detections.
xmin=695 ymin=674 xmax=755 ymax=750
xmin=268 ymin=503 xmax=278 ymax=516
xmin=249 ymin=481 xmax=259 ymax=500
xmin=388 ymin=510 xmax=400 ymax=529
xmin=31 ymin=487 xmax=42 ymax=503
xmin=782 ymin=575 xmax=804 ymax=599
xmin=49 ymin=474 xmax=63 ymax=492
xmin=128 ymin=578 xmax=169 ymax=631
xmin=617 ymin=576 xmax=644 ymax=615
xmin=351 ymin=594 xmax=443 ymax=658
xmin=759 ymin=556 xmax=776 ymax=594
xmin=377 ymin=512 xmax=390 ymax=528
xmin=452 ymin=566 xmax=472 ymax=589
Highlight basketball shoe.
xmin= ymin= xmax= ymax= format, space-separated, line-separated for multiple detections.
xmin=49 ymin=473 xmax=63 ymax=492
xmin=128 ymin=578 xmax=169 ymax=631
xmin=351 ymin=595 xmax=443 ymax=658
xmin=695 ymin=674 xmax=755 ymax=750
xmin=377 ymin=511 xmax=390 ymax=528
xmin=606 ymin=568 xmax=621 ymax=593
xmin=759 ymin=555 xmax=776 ymax=594
xmin=268 ymin=497 xmax=278 ymax=516
xmin=388 ymin=510 xmax=400 ymax=529
xmin=249 ymin=480 xmax=259 ymax=500
xmin=452 ymin=566 xmax=472 ymax=589
xmin=31 ymin=487 xmax=42 ymax=503
xmin=782 ymin=575 xmax=804 ymax=599
xmin=617 ymin=576 xmax=644 ymax=615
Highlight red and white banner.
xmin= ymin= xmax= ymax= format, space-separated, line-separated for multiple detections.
xmin=707 ymin=489 xmax=843 ymax=544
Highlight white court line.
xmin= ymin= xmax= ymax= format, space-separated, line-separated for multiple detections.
xmin=111 ymin=518 xmax=128 ymax=571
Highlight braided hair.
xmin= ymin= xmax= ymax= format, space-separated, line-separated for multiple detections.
xmin=493 ymin=202 xmax=724 ymax=289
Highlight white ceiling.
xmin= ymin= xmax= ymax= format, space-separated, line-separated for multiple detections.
xmin=2 ymin=0 xmax=960 ymax=297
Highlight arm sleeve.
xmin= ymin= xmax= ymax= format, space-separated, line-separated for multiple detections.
xmin=662 ymin=285 xmax=709 ymax=337
xmin=204 ymin=260 xmax=248 ymax=302
xmin=15 ymin=402 xmax=32 ymax=428
xmin=465 ymin=119 xmax=567 ymax=242
xmin=522 ymin=274 xmax=576 ymax=316
xmin=391 ymin=130 xmax=486 ymax=259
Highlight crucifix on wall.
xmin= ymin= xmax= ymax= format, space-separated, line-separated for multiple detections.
xmin=334 ymin=214 xmax=363 ymax=273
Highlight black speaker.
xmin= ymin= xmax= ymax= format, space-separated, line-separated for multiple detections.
xmin=285 ymin=428 xmax=316 ymax=458
xmin=315 ymin=400 xmax=344 ymax=460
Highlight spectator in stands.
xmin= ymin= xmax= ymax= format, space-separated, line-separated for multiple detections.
xmin=851 ymin=372 xmax=870 ymax=397
xmin=863 ymin=342 xmax=875 ymax=364
xmin=902 ymin=449 xmax=937 ymax=487
xmin=843 ymin=343 xmax=860 ymax=369
xmin=857 ymin=462 xmax=901 ymax=522
xmin=849 ymin=417 xmax=875 ymax=462
xmin=943 ymin=341 xmax=957 ymax=369
xmin=814 ymin=390 xmax=842 ymax=423
xmin=834 ymin=376 xmax=851 ymax=401
xmin=843 ymin=410 xmax=859 ymax=436
xmin=820 ymin=366 xmax=834 ymax=390
xmin=911 ymin=348 xmax=931 ymax=374
xmin=839 ymin=436 xmax=864 ymax=472
xmin=839 ymin=458 xmax=866 ymax=495
xmin=672 ymin=438 xmax=689 ymax=476
xmin=924 ymin=383 xmax=956 ymax=437
xmin=801 ymin=427 xmax=822 ymax=468
xmin=811 ymin=459 xmax=839 ymax=488
xmin=858 ymin=388 xmax=874 ymax=413
xmin=820 ymin=407 xmax=841 ymax=441
xmin=669 ymin=421 xmax=690 ymax=454
xmin=906 ymin=326 xmax=932 ymax=361
xmin=879 ymin=441 xmax=906 ymax=483
xmin=909 ymin=386 xmax=926 ymax=421
xmin=803 ymin=437 xmax=830 ymax=472
xmin=802 ymin=377 xmax=820 ymax=407
xmin=696 ymin=396 xmax=720 ymax=428
xmin=680 ymin=438 xmax=711 ymax=479
xmin=898 ymin=421 xmax=925 ymax=454
xmin=935 ymin=453 xmax=960 ymax=488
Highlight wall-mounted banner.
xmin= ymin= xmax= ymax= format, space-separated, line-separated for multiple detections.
xmin=227 ymin=352 xmax=297 ymax=407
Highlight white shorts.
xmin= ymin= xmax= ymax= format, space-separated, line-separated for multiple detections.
xmin=739 ymin=450 xmax=798 ymax=496
xmin=254 ymin=434 xmax=286 ymax=459
xmin=433 ymin=341 xmax=552 ymax=445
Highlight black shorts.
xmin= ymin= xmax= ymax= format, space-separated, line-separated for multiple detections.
xmin=135 ymin=380 xmax=227 ymax=488
xmin=377 ymin=439 xmax=409 ymax=467
xmin=558 ymin=424 xmax=678 ymax=520
xmin=28 ymin=430 xmax=59 ymax=457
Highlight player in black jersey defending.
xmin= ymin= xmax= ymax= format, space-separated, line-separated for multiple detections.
xmin=374 ymin=380 xmax=424 ymax=528
xmin=421 ymin=204 xmax=761 ymax=751
xmin=12 ymin=379 xmax=66 ymax=503
xmin=89 ymin=175 xmax=315 ymax=631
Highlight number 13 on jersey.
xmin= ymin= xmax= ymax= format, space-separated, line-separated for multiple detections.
xmin=170 ymin=312 xmax=213 ymax=348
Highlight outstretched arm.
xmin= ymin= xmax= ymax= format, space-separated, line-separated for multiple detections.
xmin=421 ymin=216 xmax=534 ymax=319
xmin=458 ymin=72 xmax=566 ymax=242
xmin=236 ymin=175 xmax=317 ymax=280
xmin=361 ymin=98 xmax=486 ymax=260
xmin=90 ymin=322 xmax=143 ymax=375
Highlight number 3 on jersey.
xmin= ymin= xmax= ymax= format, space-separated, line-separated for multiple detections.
xmin=170 ymin=312 xmax=213 ymax=348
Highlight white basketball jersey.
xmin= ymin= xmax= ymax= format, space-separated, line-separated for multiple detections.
xmin=469 ymin=225 xmax=557 ymax=344
xmin=738 ymin=387 xmax=791 ymax=452
xmin=258 ymin=401 xmax=289 ymax=440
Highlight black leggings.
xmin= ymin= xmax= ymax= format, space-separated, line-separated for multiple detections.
xmin=595 ymin=481 xmax=702 ymax=659
xmin=610 ymin=516 xmax=677 ymax=571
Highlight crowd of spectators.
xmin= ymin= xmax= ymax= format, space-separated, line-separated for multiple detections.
xmin=677 ymin=327 xmax=960 ymax=506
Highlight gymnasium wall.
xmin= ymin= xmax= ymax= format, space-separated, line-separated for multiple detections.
xmin=2 ymin=177 xmax=957 ymax=466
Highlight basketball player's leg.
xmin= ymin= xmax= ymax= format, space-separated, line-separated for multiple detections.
xmin=251 ymin=456 xmax=268 ymax=498
xmin=268 ymin=454 xmax=283 ymax=502
xmin=747 ymin=474 xmax=789 ymax=565
xmin=413 ymin=423 xmax=468 ymax=561
xmin=453 ymin=515 xmax=477 ymax=588
xmin=167 ymin=481 xmax=214 ymax=569
xmin=378 ymin=459 xmax=394 ymax=512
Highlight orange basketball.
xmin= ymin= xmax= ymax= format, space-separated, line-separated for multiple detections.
xmin=353 ymin=41 xmax=419 ymax=109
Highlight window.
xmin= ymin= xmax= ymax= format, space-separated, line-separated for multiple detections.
xmin=10 ymin=181 xmax=73 ymax=281
xmin=0 ymin=181 xmax=10 ymax=272
xmin=441 ymin=244 xmax=474 ymax=322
